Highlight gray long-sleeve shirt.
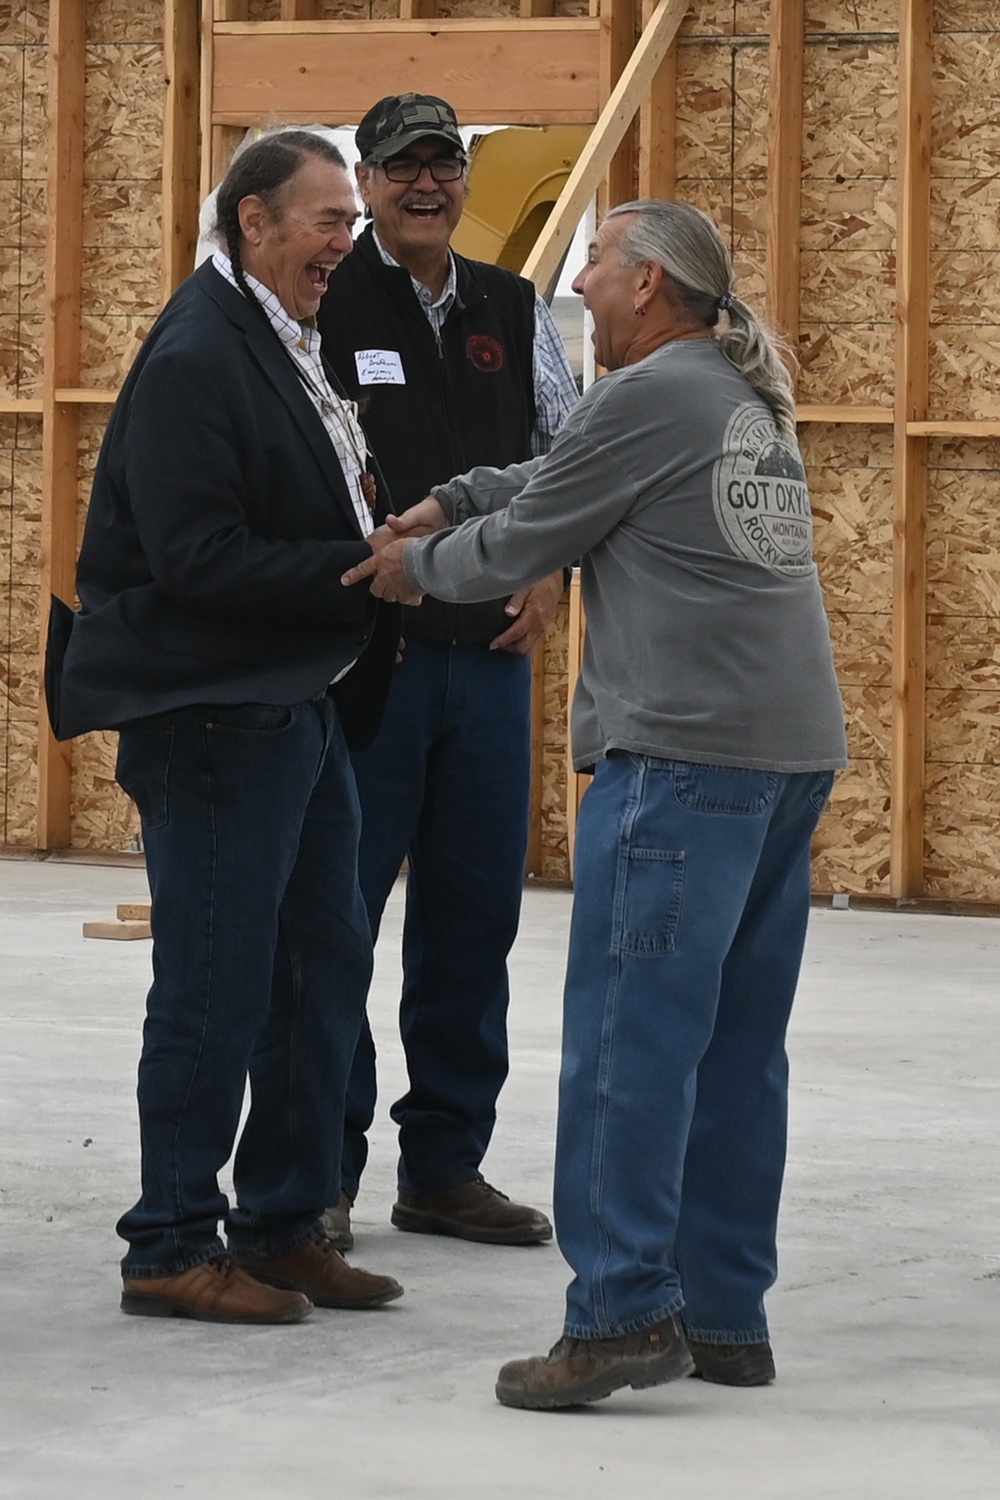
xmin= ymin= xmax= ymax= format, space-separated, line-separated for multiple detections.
xmin=405 ymin=337 xmax=847 ymax=775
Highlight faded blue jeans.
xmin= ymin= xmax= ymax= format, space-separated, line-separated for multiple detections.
xmin=115 ymin=696 xmax=372 ymax=1277
xmin=555 ymin=752 xmax=834 ymax=1342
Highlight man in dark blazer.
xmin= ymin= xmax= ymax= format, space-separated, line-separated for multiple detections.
xmin=46 ymin=132 xmax=404 ymax=1325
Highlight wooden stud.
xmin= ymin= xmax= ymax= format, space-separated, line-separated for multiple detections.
xmin=37 ymin=0 xmax=87 ymax=853
xmin=564 ymin=572 xmax=591 ymax=879
xmin=207 ymin=1 xmax=249 ymax=193
xmin=599 ymin=0 xmax=638 ymax=213
xmin=163 ymin=0 xmax=202 ymax=302
xmin=891 ymin=0 xmax=933 ymax=899
xmin=637 ymin=0 xmax=676 ymax=200
xmin=521 ymin=0 xmax=689 ymax=296
xmin=281 ymin=0 xmax=320 ymax=16
xmin=766 ymin=0 xmax=804 ymax=354
xmin=399 ymin=0 xmax=438 ymax=17
xmin=520 ymin=0 xmax=555 ymax=15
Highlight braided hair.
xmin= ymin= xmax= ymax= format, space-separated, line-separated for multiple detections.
xmin=212 ymin=130 xmax=348 ymax=313
xmin=607 ymin=199 xmax=798 ymax=437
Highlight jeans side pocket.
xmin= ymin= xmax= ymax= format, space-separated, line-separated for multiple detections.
xmin=204 ymin=704 xmax=294 ymax=736
xmin=616 ymin=848 xmax=685 ymax=956
xmin=673 ymin=764 xmax=781 ymax=816
xmin=115 ymin=728 xmax=173 ymax=831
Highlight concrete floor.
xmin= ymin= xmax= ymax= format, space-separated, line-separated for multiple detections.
xmin=0 ymin=857 xmax=997 ymax=1499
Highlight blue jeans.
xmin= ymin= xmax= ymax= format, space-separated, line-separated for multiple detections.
xmin=345 ymin=638 xmax=532 ymax=1196
xmin=115 ymin=697 xmax=372 ymax=1277
xmin=556 ymin=752 xmax=834 ymax=1341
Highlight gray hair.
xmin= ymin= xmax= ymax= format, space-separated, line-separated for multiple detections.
xmin=606 ymin=200 xmax=798 ymax=437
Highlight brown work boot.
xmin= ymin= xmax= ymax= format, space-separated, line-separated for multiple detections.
xmin=688 ymin=1338 xmax=776 ymax=1386
xmin=392 ymin=1178 xmax=552 ymax=1245
xmin=120 ymin=1256 xmax=312 ymax=1324
xmin=320 ymin=1191 xmax=354 ymax=1252
xmin=496 ymin=1315 xmax=694 ymax=1410
xmin=233 ymin=1234 xmax=403 ymax=1309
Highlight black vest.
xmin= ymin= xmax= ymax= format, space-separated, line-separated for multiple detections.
xmin=317 ymin=226 xmax=537 ymax=646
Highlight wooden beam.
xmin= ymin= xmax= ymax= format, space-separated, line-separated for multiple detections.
xmin=163 ymin=0 xmax=202 ymax=301
xmin=766 ymin=0 xmax=804 ymax=352
xmin=37 ymin=0 xmax=87 ymax=852
xmin=797 ymin=404 xmax=894 ymax=424
xmin=637 ymin=0 xmax=676 ymax=199
xmin=210 ymin=21 xmax=601 ymax=127
xmin=0 ymin=397 xmax=45 ymax=414
xmin=907 ymin=420 xmax=1000 ymax=438
xmin=520 ymin=0 xmax=689 ymax=295
xmin=599 ymin=0 xmax=638 ymax=212
xmin=54 ymin=389 xmax=119 ymax=404
xmin=399 ymin=0 xmax=438 ymax=16
xmin=891 ymin=0 xmax=933 ymax=900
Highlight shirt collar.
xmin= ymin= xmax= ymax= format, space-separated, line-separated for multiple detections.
xmin=212 ymin=252 xmax=320 ymax=352
xmin=371 ymin=229 xmax=457 ymax=313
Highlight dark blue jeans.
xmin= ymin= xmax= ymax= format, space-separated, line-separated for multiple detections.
xmin=345 ymin=638 xmax=532 ymax=1196
xmin=556 ymin=753 xmax=834 ymax=1341
xmin=115 ymin=697 xmax=372 ymax=1277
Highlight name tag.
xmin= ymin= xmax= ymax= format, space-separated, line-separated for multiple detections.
xmin=355 ymin=349 xmax=405 ymax=386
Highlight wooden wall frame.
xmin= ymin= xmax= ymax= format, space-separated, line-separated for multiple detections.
xmin=7 ymin=0 xmax=1000 ymax=905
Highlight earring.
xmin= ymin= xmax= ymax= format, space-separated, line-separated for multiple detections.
xmin=634 ymin=304 xmax=646 ymax=317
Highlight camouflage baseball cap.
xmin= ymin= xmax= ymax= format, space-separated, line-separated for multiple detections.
xmin=356 ymin=93 xmax=464 ymax=163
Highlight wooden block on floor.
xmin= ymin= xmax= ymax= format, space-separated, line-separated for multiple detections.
xmin=82 ymin=920 xmax=152 ymax=941
xmin=116 ymin=902 xmax=151 ymax=921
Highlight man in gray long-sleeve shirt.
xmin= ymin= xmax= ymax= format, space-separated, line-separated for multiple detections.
xmin=346 ymin=199 xmax=847 ymax=1412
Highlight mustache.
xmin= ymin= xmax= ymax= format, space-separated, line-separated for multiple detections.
xmin=399 ymin=191 xmax=450 ymax=210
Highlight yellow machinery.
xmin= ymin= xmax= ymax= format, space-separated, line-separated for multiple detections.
xmin=451 ymin=126 xmax=589 ymax=290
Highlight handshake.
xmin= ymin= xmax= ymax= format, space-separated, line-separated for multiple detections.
xmin=340 ymin=495 xmax=447 ymax=604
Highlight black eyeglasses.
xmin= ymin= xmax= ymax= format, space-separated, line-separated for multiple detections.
xmin=380 ymin=156 xmax=466 ymax=184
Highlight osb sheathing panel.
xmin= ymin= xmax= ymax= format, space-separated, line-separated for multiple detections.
xmin=86 ymin=0 xmax=163 ymax=45
xmin=2 ymin=718 xmax=36 ymax=848
xmin=936 ymin=2 xmax=1000 ymax=28
xmin=812 ymin=759 xmax=891 ymax=896
xmin=927 ymin=466 xmax=1000 ymax=617
xmin=0 ymin=5 xmax=47 ymax=47
xmin=802 ymin=424 xmax=892 ymax=895
xmin=924 ymin=765 xmax=1000 ymax=904
xmin=72 ymin=731 xmax=140 ymax=851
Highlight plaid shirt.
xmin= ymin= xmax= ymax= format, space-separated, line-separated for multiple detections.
xmin=372 ymin=233 xmax=577 ymax=457
xmin=212 ymin=253 xmax=374 ymax=538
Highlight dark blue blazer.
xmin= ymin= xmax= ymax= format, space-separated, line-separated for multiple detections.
xmin=46 ymin=262 xmax=398 ymax=748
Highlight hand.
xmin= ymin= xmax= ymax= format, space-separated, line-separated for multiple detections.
xmin=489 ymin=570 xmax=565 ymax=655
xmin=341 ymin=538 xmax=424 ymax=604
xmin=367 ymin=497 xmax=447 ymax=556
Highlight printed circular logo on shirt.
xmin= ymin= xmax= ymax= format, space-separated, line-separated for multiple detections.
xmin=466 ymin=334 xmax=505 ymax=373
xmin=712 ymin=404 xmax=813 ymax=575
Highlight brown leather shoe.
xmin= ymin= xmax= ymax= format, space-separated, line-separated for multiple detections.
xmin=392 ymin=1179 xmax=553 ymax=1245
xmin=320 ymin=1190 xmax=354 ymax=1252
xmin=688 ymin=1338 xmax=775 ymax=1386
xmin=495 ymin=1315 xmax=694 ymax=1409
xmin=120 ymin=1256 xmax=312 ymax=1324
xmin=233 ymin=1234 xmax=403 ymax=1309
